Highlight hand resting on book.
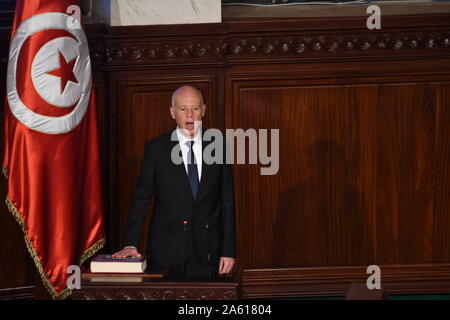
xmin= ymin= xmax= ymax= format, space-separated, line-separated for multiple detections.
xmin=112 ymin=247 xmax=142 ymax=259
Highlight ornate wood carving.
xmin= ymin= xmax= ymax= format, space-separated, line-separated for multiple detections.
xmin=102 ymin=32 xmax=450 ymax=64
xmin=72 ymin=288 xmax=238 ymax=300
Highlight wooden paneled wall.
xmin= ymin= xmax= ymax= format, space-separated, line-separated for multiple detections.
xmin=1 ymin=14 xmax=450 ymax=299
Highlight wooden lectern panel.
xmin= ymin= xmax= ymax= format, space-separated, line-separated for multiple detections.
xmin=72 ymin=267 xmax=243 ymax=300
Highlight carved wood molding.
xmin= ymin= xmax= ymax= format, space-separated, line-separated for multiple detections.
xmin=103 ymin=31 xmax=450 ymax=65
xmin=72 ymin=288 xmax=239 ymax=300
xmin=1 ymin=15 xmax=450 ymax=67
xmin=242 ymin=264 xmax=450 ymax=298
xmin=97 ymin=14 xmax=450 ymax=66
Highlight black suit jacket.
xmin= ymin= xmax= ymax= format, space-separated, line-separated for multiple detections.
xmin=124 ymin=129 xmax=236 ymax=266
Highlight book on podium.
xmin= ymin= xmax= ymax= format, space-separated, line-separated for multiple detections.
xmin=90 ymin=254 xmax=147 ymax=273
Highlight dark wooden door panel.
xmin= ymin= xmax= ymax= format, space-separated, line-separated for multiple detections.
xmin=226 ymin=78 xmax=450 ymax=270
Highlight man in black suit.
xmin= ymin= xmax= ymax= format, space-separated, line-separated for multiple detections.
xmin=113 ymin=86 xmax=236 ymax=277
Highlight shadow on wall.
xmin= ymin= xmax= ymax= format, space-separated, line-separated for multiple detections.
xmin=274 ymin=139 xmax=374 ymax=268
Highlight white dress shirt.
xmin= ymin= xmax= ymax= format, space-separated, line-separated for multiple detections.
xmin=176 ymin=127 xmax=202 ymax=181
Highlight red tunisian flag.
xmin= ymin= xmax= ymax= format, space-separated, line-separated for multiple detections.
xmin=3 ymin=0 xmax=105 ymax=299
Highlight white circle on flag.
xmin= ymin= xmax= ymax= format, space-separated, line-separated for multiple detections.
xmin=7 ymin=12 xmax=91 ymax=134
xmin=32 ymin=37 xmax=83 ymax=108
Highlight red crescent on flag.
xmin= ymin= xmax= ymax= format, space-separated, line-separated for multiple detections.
xmin=16 ymin=29 xmax=78 ymax=117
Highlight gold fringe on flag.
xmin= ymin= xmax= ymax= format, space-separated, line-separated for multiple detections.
xmin=2 ymin=166 xmax=8 ymax=179
xmin=3 ymin=183 xmax=105 ymax=300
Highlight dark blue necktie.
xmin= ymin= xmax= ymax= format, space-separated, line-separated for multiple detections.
xmin=186 ymin=141 xmax=199 ymax=198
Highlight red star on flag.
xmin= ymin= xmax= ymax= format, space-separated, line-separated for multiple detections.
xmin=47 ymin=50 xmax=79 ymax=94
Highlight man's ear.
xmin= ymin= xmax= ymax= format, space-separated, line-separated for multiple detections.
xmin=201 ymin=104 xmax=206 ymax=117
xmin=170 ymin=106 xmax=176 ymax=119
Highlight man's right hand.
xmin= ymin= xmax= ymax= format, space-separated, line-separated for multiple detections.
xmin=112 ymin=247 xmax=142 ymax=259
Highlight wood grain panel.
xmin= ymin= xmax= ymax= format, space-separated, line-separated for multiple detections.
xmin=0 ymin=159 xmax=36 ymax=290
xmin=0 ymin=46 xmax=36 ymax=292
xmin=228 ymin=83 xmax=377 ymax=268
xmin=226 ymin=77 xmax=450 ymax=272
xmin=433 ymin=83 xmax=450 ymax=262
xmin=375 ymin=83 xmax=436 ymax=264
xmin=243 ymin=263 xmax=450 ymax=298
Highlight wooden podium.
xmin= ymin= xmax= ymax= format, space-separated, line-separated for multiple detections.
xmin=72 ymin=267 xmax=243 ymax=300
